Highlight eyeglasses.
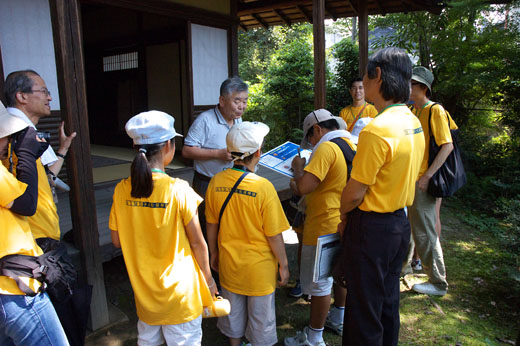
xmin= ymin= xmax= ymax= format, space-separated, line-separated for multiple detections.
xmin=30 ymin=88 xmax=51 ymax=97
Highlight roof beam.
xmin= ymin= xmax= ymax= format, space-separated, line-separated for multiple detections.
xmin=273 ymin=9 xmax=291 ymax=25
xmin=252 ymin=13 xmax=269 ymax=29
xmin=373 ymin=0 xmax=384 ymax=14
xmin=238 ymin=0 xmax=312 ymax=16
xmin=324 ymin=3 xmax=338 ymax=20
xmin=345 ymin=0 xmax=358 ymax=16
xmin=239 ymin=23 xmax=248 ymax=31
xmin=297 ymin=5 xmax=313 ymax=23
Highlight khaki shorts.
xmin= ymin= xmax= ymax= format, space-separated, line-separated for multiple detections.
xmin=300 ymin=244 xmax=333 ymax=296
xmin=217 ymin=287 xmax=277 ymax=346
xmin=137 ymin=315 xmax=202 ymax=346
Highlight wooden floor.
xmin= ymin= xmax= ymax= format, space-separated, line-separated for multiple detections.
xmin=57 ymin=165 xmax=293 ymax=262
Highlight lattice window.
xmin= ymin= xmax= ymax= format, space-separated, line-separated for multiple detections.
xmin=103 ymin=52 xmax=138 ymax=72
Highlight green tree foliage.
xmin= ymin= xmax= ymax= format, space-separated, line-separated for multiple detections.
xmin=327 ymin=38 xmax=359 ymax=115
xmin=371 ymin=0 xmax=520 ymax=249
xmin=240 ymin=24 xmax=315 ymax=148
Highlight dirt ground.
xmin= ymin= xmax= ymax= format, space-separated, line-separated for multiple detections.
xmin=85 ymin=237 xmax=302 ymax=346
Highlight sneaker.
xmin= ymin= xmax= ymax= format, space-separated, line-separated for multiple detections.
xmin=325 ymin=313 xmax=343 ymax=336
xmin=412 ymin=259 xmax=423 ymax=271
xmin=284 ymin=326 xmax=326 ymax=346
xmin=289 ymin=281 xmax=303 ymax=298
xmin=412 ymin=282 xmax=447 ymax=296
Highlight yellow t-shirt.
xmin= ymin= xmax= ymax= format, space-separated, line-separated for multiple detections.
xmin=109 ymin=173 xmax=211 ymax=325
xmin=413 ymin=102 xmax=458 ymax=177
xmin=2 ymin=155 xmax=60 ymax=240
xmin=303 ymin=139 xmax=356 ymax=245
xmin=205 ymin=168 xmax=290 ymax=296
xmin=339 ymin=103 xmax=378 ymax=130
xmin=0 ymin=164 xmax=43 ymax=295
xmin=351 ymin=105 xmax=425 ymax=213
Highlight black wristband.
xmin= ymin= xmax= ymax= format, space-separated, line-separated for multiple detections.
xmin=56 ymin=152 xmax=66 ymax=159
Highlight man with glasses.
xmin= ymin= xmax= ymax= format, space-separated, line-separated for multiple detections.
xmin=4 ymin=69 xmax=76 ymax=241
xmin=182 ymin=76 xmax=248 ymax=239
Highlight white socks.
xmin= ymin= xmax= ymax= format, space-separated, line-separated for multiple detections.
xmin=329 ymin=304 xmax=345 ymax=324
xmin=307 ymin=325 xmax=324 ymax=345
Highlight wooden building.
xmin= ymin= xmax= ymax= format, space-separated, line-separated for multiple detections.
xmin=0 ymin=0 xmax=447 ymax=331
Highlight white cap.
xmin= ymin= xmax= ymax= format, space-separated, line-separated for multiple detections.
xmin=226 ymin=121 xmax=270 ymax=160
xmin=125 ymin=111 xmax=182 ymax=145
xmin=350 ymin=117 xmax=373 ymax=144
xmin=301 ymin=109 xmax=345 ymax=149
xmin=0 ymin=101 xmax=28 ymax=138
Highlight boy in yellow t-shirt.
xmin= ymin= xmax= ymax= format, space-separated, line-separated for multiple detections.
xmin=109 ymin=111 xmax=216 ymax=346
xmin=206 ymin=121 xmax=290 ymax=346
xmin=0 ymin=101 xmax=68 ymax=345
xmin=286 ymin=109 xmax=356 ymax=346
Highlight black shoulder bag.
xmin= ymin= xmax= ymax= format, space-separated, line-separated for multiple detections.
xmin=427 ymin=103 xmax=467 ymax=198
xmin=218 ymin=171 xmax=249 ymax=228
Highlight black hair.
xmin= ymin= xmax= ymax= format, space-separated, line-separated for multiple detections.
xmin=366 ymin=47 xmax=412 ymax=103
xmin=220 ymin=76 xmax=248 ymax=97
xmin=306 ymin=119 xmax=340 ymax=139
xmin=4 ymin=70 xmax=41 ymax=107
xmin=350 ymin=77 xmax=363 ymax=88
xmin=130 ymin=140 xmax=170 ymax=198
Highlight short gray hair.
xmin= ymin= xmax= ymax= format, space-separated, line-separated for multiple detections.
xmin=4 ymin=70 xmax=41 ymax=107
xmin=220 ymin=76 xmax=248 ymax=97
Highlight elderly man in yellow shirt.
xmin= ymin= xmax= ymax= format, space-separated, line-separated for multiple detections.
xmin=338 ymin=47 xmax=425 ymax=346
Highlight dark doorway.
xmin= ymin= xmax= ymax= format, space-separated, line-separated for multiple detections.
xmin=81 ymin=4 xmax=187 ymax=148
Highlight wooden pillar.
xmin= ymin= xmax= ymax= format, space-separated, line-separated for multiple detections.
xmin=230 ymin=0 xmax=239 ymax=76
xmin=0 ymin=45 xmax=4 ymax=104
xmin=313 ymin=0 xmax=326 ymax=109
xmin=358 ymin=2 xmax=369 ymax=75
xmin=49 ymin=0 xmax=109 ymax=330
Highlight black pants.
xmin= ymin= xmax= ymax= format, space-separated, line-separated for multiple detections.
xmin=192 ymin=171 xmax=220 ymax=285
xmin=342 ymin=208 xmax=410 ymax=346
xmin=192 ymin=171 xmax=211 ymax=240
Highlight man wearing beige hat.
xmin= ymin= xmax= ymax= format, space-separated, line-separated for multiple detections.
xmin=206 ymin=121 xmax=289 ymax=346
xmin=406 ymin=66 xmax=456 ymax=296
xmin=0 ymin=101 xmax=69 ymax=346
xmin=285 ymin=109 xmax=356 ymax=346
xmin=4 ymin=70 xmax=76 ymax=241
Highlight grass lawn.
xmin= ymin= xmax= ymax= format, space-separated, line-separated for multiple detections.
xmin=87 ymin=199 xmax=519 ymax=345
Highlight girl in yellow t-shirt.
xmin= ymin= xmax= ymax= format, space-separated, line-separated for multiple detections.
xmin=109 ymin=111 xmax=217 ymax=346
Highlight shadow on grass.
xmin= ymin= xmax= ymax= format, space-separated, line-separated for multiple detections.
xmin=87 ymin=199 xmax=518 ymax=345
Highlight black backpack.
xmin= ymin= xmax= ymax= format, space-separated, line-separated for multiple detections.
xmin=0 ymin=238 xmax=77 ymax=302
xmin=329 ymin=137 xmax=356 ymax=180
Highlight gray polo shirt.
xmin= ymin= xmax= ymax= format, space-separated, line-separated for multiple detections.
xmin=184 ymin=106 xmax=242 ymax=177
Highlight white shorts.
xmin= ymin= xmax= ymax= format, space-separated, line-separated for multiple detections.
xmin=217 ymin=287 xmax=277 ymax=346
xmin=300 ymin=244 xmax=334 ymax=296
xmin=137 ymin=315 xmax=202 ymax=346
